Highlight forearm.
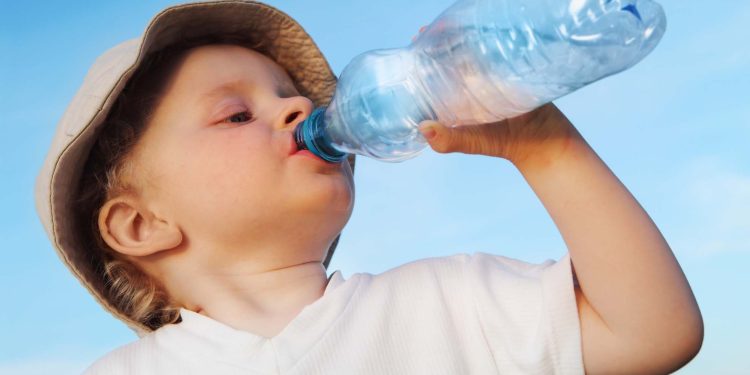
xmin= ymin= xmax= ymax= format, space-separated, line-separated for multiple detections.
xmin=514 ymin=127 xmax=702 ymax=346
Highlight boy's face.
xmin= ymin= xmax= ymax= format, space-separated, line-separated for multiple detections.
xmin=127 ymin=44 xmax=354 ymax=269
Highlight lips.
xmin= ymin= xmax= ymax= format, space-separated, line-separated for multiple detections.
xmin=287 ymin=131 xmax=299 ymax=156
xmin=286 ymin=129 xmax=339 ymax=165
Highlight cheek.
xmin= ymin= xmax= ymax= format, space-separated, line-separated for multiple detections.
xmin=158 ymin=129 xmax=281 ymax=219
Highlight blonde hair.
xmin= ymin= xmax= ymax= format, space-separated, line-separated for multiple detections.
xmin=75 ymin=46 xmax=183 ymax=329
xmin=74 ymin=35 xmax=268 ymax=331
xmin=76 ymin=120 xmax=182 ymax=330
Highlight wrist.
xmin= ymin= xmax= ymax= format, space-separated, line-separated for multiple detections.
xmin=507 ymin=105 xmax=589 ymax=172
xmin=510 ymin=123 xmax=587 ymax=173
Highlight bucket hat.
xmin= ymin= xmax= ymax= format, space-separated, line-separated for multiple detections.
xmin=34 ymin=0 xmax=356 ymax=336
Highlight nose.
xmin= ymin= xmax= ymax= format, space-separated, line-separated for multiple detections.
xmin=276 ymin=96 xmax=314 ymax=131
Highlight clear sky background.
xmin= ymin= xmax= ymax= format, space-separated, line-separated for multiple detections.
xmin=1 ymin=0 xmax=748 ymax=373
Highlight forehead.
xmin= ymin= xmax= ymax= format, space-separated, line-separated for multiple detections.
xmin=172 ymin=44 xmax=294 ymax=91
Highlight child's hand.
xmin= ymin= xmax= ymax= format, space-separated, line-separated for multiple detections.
xmin=418 ymin=102 xmax=584 ymax=169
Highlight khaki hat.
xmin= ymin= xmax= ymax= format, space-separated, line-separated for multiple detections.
xmin=34 ymin=0 xmax=356 ymax=336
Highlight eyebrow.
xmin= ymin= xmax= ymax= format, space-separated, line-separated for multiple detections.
xmin=201 ymin=80 xmax=252 ymax=102
xmin=195 ymin=73 xmax=298 ymax=110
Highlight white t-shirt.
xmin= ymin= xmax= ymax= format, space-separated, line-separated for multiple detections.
xmin=84 ymin=252 xmax=583 ymax=374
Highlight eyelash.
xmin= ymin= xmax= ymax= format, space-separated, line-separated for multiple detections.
xmin=224 ymin=111 xmax=254 ymax=124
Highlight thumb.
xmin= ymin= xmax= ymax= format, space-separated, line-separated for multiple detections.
xmin=418 ymin=120 xmax=462 ymax=154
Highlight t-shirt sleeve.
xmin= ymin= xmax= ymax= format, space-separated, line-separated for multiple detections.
xmin=465 ymin=251 xmax=584 ymax=375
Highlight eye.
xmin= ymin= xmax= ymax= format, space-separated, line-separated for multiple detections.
xmin=224 ymin=111 xmax=254 ymax=124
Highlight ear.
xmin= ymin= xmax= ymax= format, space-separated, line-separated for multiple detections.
xmin=98 ymin=195 xmax=183 ymax=257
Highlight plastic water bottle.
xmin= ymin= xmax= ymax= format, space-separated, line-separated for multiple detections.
xmin=294 ymin=0 xmax=667 ymax=163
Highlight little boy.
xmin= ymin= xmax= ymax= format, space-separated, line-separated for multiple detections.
xmin=36 ymin=1 xmax=703 ymax=374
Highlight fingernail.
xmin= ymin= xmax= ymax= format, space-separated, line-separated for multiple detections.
xmin=420 ymin=125 xmax=436 ymax=140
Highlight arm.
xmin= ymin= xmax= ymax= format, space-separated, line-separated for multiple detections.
xmin=517 ymin=124 xmax=703 ymax=374
xmin=419 ymin=104 xmax=704 ymax=374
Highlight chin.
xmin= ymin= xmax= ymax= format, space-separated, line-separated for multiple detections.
xmin=299 ymin=170 xmax=353 ymax=203
xmin=296 ymin=191 xmax=353 ymax=221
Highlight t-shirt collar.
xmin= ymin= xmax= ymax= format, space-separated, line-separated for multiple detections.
xmin=160 ymin=270 xmax=353 ymax=371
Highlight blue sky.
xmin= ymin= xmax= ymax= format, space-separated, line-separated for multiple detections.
xmin=1 ymin=0 xmax=748 ymax=373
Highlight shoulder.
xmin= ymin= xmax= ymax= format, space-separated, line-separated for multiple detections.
xmin=82 ymin=334 xmax=159 ymax=375
xmin=360 ymin=251 xmax=559 ymax=299
xmin=340 ymin=253 xmax=479 ymax=308
xmin=369 ymin=252 xmax=473 ymax=286
xmin=372 ymin=251 xmax=557 ymax=282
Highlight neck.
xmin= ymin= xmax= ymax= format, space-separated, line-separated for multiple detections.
xmin=178 ymin=260 xmax=331 ymax=337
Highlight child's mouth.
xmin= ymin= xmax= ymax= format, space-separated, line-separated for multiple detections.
xmin=288 ymin=131 xmax=342 ymax=166
xmin=293 ymin=149 xmax=319 ymax=158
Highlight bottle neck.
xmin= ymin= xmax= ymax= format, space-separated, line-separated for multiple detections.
xmin=294 ymin=107 xmax=347 ymax=163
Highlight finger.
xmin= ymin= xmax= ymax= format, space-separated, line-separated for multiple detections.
xmin=419 ymin=120 xmax=506 ymax=156
xmin=418 ymin=120 xmax=458 ymax=154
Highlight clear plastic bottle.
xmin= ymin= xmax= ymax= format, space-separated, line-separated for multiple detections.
xmin=294 ymin=0 xmax=667 ymax=163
